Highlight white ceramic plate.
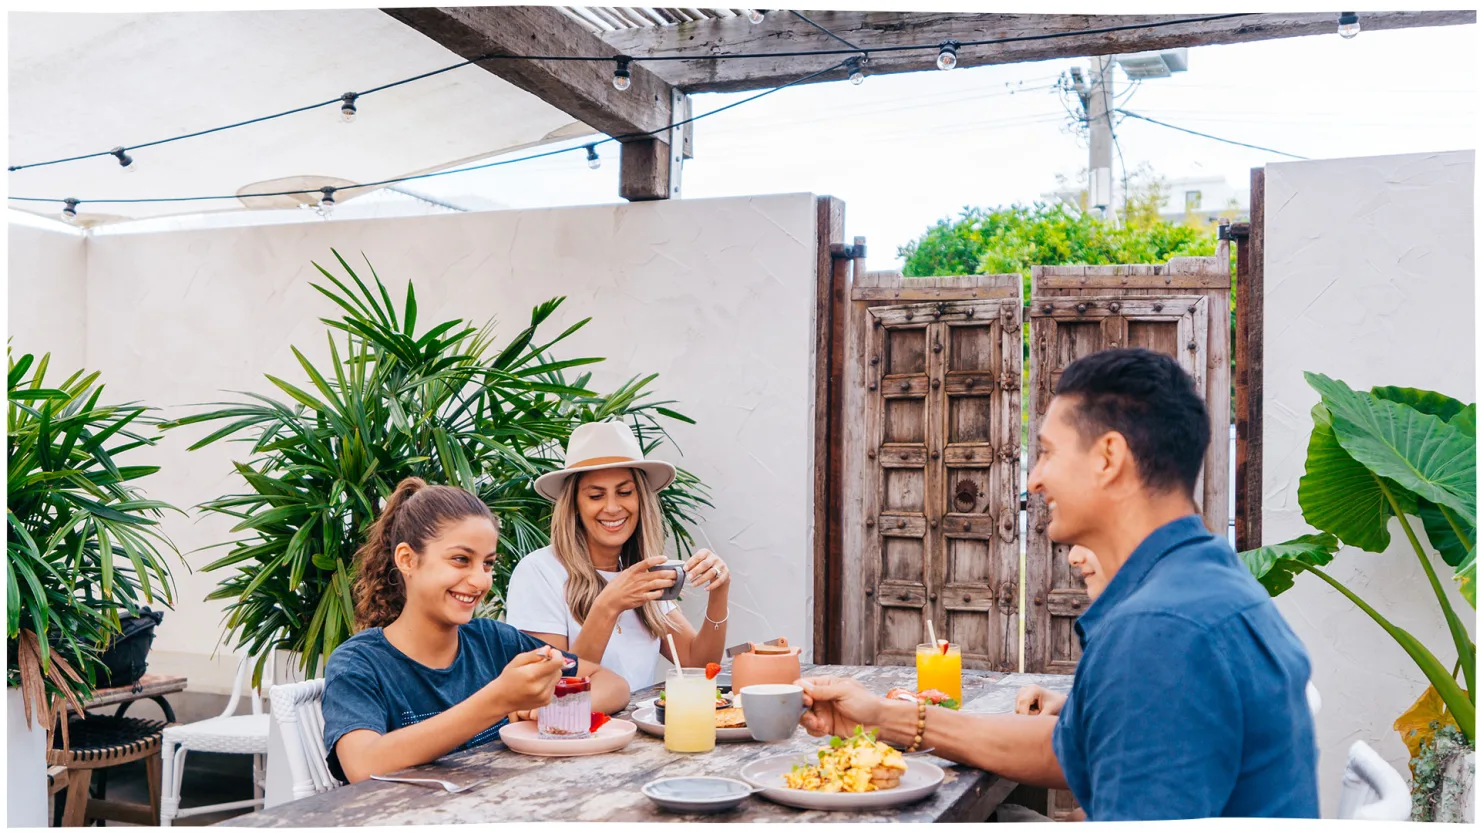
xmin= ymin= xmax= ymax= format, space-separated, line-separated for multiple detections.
xmin=498 ymin=717 xmax=636 ymax=757
xmin=739 ymin=754 xmax=945 ymax=811
xmin=630 ymin=705 xmax=757 ymax=742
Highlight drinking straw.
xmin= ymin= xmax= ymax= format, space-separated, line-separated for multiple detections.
xmin=927 ymin=620 xmax=938 ymax=650
xmin=667 ymin=634 xmax=684 ymax=676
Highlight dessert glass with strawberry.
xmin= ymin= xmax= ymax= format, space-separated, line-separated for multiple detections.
xmin=538 ymin=677 xmax=593 ymax=739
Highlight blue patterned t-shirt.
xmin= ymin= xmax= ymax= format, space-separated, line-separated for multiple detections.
xmin=321 ymin=617 xmax=576 ymax=781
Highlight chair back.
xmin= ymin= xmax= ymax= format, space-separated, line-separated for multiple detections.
xmin=1337 ymin=740 xmax=1412 ymax=820
xmin=221 ymin=655 xmax=275 ymax=718
xmin=268 ymin=679 xmax=341 ymax=801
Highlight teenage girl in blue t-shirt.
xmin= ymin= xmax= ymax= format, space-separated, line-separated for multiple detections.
xmin=322 ymin=477 xmax=630 ymax=783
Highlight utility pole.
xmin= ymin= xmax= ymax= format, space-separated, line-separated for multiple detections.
xmin=1087 ymin=55 xmax=1115 ymax=224
xmin=1066 ymin=57 xmax=1115 ymax=222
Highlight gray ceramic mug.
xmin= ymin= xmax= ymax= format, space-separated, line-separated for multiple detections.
xmin=648 ymin=560 xmax=686 ymax=602
xmin=740 ymin=684 xmax=805 ymax=742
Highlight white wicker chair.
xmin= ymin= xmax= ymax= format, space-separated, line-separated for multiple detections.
xmin=269 ymin=678 xmax=342 ymax=801
xmin=159 ymin=657 xmax=272 ymax=825
xmin=1337 ymin=740 xmax=1412 ymax=820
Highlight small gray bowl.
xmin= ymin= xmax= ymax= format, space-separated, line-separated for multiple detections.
xmin=641 ymin=776 xmax=755 ymax=814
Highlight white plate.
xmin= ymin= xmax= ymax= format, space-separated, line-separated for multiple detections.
xmin=739 ymin=754 xmax=945 ymax=811
xmin=630 ymin=705 xmax=758 ymax=743
xmin=497 ymin=718 xmax=636 ymax=757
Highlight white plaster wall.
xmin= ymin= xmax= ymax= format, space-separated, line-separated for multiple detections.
xmin=67 ymin=193 xmax=819 ymax=692
xmin=1262 ymin=150 xmax=1475 ymax=815
xmin=8 ymin=223 xmax=87 ymax=371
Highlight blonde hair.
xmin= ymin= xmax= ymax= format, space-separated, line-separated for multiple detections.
xmin=550 ymin=468 xmax=676 ymax=638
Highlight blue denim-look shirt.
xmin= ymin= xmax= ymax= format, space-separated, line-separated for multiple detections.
xmin=1051 ymin=515 xmax=1320 ymax=820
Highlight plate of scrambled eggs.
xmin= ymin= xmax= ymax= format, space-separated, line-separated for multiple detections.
xmin=739 ymin=728 xmax=945 ymax=810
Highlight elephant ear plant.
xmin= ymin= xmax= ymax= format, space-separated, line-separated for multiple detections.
xmin=164 ymin=251 xmax=711 ymax=682
xmin=1240 ymin=372 xmax=1475 ymax=750
xmin=6 ymin=350 xmax=178 ymax=745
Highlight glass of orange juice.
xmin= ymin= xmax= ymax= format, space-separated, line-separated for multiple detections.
xmin=663 ymin=669 xmax=716 ymax=753
xmin=916 ymin=642 xmax=962 ymax=703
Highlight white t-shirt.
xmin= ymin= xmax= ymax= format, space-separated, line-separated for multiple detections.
xmin=504 ymin=546 xmax=676 ymax=691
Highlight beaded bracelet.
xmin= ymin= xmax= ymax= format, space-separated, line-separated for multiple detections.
xmin=904 ymin=699 xmax=928 ymax=753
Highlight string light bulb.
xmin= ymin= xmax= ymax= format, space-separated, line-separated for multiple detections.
xmin=846 ymin=57 xmax=866 ymax=85
xmin=340 ymin=92 xmax=359 ymax=123
xmin=1337 ymin=12 xmax=1360 ymax=39
xmin=585 ymin=144 xmax=601 ymax=170
xmin=61 ymin=198 xmax=79 ymax=223
xmin=317 ymin=187 xmax=337 ymax=217
xmin=110 ymin=146 xmax=136 ymax=173
xmin=747 ymin=9 xmax=764 ymax=24
xmin=613 ymin=56 xmax=632 ymax=91
xmin=936 ymin=41 xmax=960 ymax=71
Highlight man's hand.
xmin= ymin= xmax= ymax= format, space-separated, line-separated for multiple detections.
xmin=797 ymin=676 xmax=887 ymax=738
xmin=1014 ymin=684 xmax=1068 ymax=717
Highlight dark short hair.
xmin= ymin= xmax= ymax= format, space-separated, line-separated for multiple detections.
xmin=1053 ymin=348 xmax=1210 ymax=497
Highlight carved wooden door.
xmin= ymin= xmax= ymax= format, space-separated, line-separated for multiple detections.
xmin=1024 ymin=294 xmax=1217 ymax=673
xmin=860 ymin=298 xmax=1022 ymax=671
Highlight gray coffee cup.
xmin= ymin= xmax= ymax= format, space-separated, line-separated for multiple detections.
xmin=648 ymin=560 xmax=686 ymax=602
xmin=739 ymin=684 xmax=805 ymax=742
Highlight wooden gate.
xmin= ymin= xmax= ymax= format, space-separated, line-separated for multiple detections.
xmin=1023 ymin=254 xmax=1232 ymax=674
xmin=837 ymin=269 xmax=1023 ymax=671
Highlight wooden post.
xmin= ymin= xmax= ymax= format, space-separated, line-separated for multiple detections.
xmin=618 ymin=138 xmax=671 ymax=202
xmin=1233 ymin=168 xmax=1266 ymax=552
xmin=812 ymin=197 xmax=847 ymax=663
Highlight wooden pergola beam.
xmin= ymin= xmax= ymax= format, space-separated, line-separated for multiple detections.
xmin=600 ymin=10 xmax=1476 ymax=93
xmin=383 ymin=5 xmax=680 ymax=200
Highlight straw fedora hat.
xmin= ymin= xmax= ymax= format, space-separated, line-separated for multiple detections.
xmin=533 ymin=421 xmax=677 ymax=502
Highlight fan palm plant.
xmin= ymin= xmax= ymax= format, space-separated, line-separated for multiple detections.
xmin=164 ymin=251 xmax=711 ymax=681
xmin=7 ymin=349 xmax=179 ymax=738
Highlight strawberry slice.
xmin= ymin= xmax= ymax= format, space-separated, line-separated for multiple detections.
xmin=590 ymin=712 xmax=611 ymax=733
xmin=705 ymin=662 xmax=722 ymax=680
xmin=938 ymin=639 xmax=950 ymax=655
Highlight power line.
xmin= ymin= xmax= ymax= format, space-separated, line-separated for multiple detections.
xmin=8 ymin=12 xmax=1255 ymax=173
xmin=9 ymin=60 xmax=852 ymax=210
xmin=1116 ymin=109 xmax=1309 ymax=160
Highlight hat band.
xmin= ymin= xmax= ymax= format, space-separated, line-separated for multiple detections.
xmin=566 ymin=455 xmax=639 ymax=470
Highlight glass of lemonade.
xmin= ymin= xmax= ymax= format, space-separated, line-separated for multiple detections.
xmin=916 ymin=642 xmax=963 ymax=703
xmin=663 ymin=668 xmax=717 ymax=753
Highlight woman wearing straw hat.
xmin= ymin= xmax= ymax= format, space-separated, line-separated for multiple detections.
xmin=505 ymin=421 xmax=732 ymax=690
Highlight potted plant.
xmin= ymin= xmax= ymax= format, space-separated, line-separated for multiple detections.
xmin=163 ymin=251 xmax=711 ymax=683
xmin=6 ymin=350 xmax=178 ymax=826
xmin=1241 ymin=372 xmax=1474 ymax=819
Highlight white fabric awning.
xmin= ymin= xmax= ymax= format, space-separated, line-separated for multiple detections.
xmin=8 ymin=9 xmax=599 ymax=226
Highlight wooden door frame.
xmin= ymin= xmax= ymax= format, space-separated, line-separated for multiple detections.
xmin=812 ymin=196 xmax=850 ymax=664
xmin=1230 ymin=168 xmax=1266 ymax=553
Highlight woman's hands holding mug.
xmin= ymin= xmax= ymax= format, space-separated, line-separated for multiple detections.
xmin=599 ymin=555 xmax=677 ymax=611
xmin=684 ymin=548 xmax=730 ymax=592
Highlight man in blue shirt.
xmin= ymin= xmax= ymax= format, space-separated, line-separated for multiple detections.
xmin=800 ymin=348 xmax=1319 ymax=819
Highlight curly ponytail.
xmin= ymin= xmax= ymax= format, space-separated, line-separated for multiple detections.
xmin=352 ymin=477 xmax=496 ymax=630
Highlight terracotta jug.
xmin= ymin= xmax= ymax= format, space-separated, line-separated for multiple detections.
xmin=731 ymin=637 xmax=802 ymax=695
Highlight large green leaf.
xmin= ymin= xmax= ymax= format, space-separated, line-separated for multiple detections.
xmin=1307 ymin=373 xmax=1477 ymax=526
xmin=1297 ymin=404 xmax=1405 ymax=553
xmin=1371 ymin=386 xmax=1470 ymax=424
xmin=1239 ymin=533 xmax=1341 ymax=597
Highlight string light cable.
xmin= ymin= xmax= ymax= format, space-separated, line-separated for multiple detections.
xmin=1115 ymin=109 xmax=1308 ymax=160
xmin=8 ymin=12 xmax=1260 ymax=174
xmin=10 ymin=59 xmax=854 ymax=217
